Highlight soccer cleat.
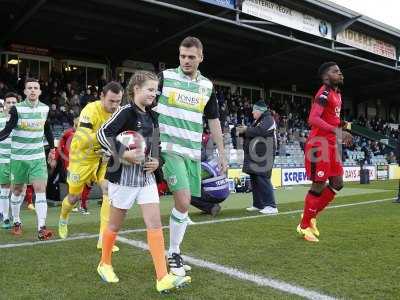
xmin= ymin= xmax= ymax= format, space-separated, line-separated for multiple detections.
xmin=12 ymin=222 xmax=22 ymax=236
xmin=58 ymin=219 xmax=68 ymax=239
xmin=301 ymin=214 xmax=319 ymax=237
xmin=72 ymin=207 xmax=79 ymax=213
xmin=168 ymin=253 xmax=191 ymax=276
xmin=27 ymin=203 xmax=35 ymax=211
xmin=97 ymin=243 xmax=120 ymax=253
xmin=97 ymin=263 xmax=119 ymax=283
xmin=38 ymin=226 xmax=53 ymax=240
xmin=79 ymin=208 xmax=90 ymax=215
xmin=2 ymin=219 xmax=11 ymax=229
xmin=156 ymin=273 xmax=191 ymax=294
xmin=297 ymin=225 xmax=319 ymax=242
xmin=310 ymin=218 xmax=320 ymax=237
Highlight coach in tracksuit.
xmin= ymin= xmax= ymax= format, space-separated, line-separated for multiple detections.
xmin=237 ymin=100 xmax=278 ymax=214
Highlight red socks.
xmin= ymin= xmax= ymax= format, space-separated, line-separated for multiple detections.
xmin=300 ymin=186 xmax=336 ymax=229
xmin=300 ymin=191 xmax=320 ymax=229
xmin=316 ymin=186 xmax=336 ymax=214
xmin=25 ymin=185 xmax=34 ymax=205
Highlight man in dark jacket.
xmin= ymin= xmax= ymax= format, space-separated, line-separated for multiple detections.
xmin=393 ymin=140 xmax=400 ymax=203
xmin=237 ymin=100 xmax=277 ymax=214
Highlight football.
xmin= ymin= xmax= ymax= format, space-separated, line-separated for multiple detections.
xmin=116 ymin=131 xmax=146 ymax=164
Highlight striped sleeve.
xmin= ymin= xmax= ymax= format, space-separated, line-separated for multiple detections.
xmin=0 ymin=106 xmax=17 ymax=142
xmin=97 ymin=106 xmax=128 ymax=157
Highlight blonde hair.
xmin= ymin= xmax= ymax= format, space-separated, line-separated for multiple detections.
xmin=126 ymin=70 xmax=158 ymax=102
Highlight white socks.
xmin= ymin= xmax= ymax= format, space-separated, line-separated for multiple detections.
xmin=35 ymin=193 xmax=47 ymax=230
xmin=168 ymin=207 xmax=189 ymax=255
xmin=0 ymin=188 xmax=10 ymax=220
xmin=10 ymin=193 xmax=23 ymax=224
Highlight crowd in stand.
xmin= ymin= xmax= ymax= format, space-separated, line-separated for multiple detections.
xmin=0 ymin=65 xmax=398 ymax=164
xmin=355 ymin=115 xmax=400 ymax=140
xmin=214 ymin=87 xmax=398 ymax=164
xmin=0 ymin=65 xmax=106 ymax=133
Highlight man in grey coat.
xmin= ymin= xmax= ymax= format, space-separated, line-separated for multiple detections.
xmin=237 ymin=100 xmax=278 ymax=214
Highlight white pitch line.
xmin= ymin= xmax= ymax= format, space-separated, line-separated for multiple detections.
xmin=184 ymin=197 xmax=395 ymax=226
xmin=117 ymin=236 xmax=336 ymax=300
xmin=0 ymin=197 xmax=394 ymax=250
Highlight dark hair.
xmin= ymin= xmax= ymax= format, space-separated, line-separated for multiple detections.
xmin=180 ymin=36 xmax=203 ymax=51
xmin=25 ymin=77 xmax=39 ymax=87
xmin=102 ymin=81 xmax=123 ymax=96
xmin=318 ymin=62 xmax=337 ymax=77
xmin=4 ymin=92 xmax=19 ymax=100
xmin=126 ymin=71 xmax=158 ymax=101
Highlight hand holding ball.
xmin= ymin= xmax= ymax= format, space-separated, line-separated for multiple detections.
xmin=116 ymin=131 xmax=146 ymax=165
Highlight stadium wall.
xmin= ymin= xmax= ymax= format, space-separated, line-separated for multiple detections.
xmin=228 ymin=164 xmax=398 ymax=187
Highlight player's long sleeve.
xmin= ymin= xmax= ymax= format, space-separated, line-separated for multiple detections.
xmin=308 ymin=103 xmax=336 ymax=133
xmin=0 ymin=106 xmax=18 ymax=142
xmin=44 ymin=120 xmax=55 ymax=148
xmin=97 ymin=108 xmax=127 ymax=157
xmin=55 ymin=130 xmax=68 ymax=161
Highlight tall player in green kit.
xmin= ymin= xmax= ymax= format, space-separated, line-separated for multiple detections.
xmin=0 ymin=78 xmax=54 ymax=240
xmin=0 ymin=92 xmax=18 ymax=229
xmin=155 ymin=37 xmax=227 ymax=276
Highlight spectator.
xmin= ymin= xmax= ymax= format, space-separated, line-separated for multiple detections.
xmin=0 ymin=81 xmax=8 ymax=99
xmin=69 ymin=93 xmax=81 ymax=116
xmin=97 ymin=75 xmax=107 ymax=93
xmin=387 ymin=151 xmax=397 ymax=164
xmin=65 ymin=82 xmax=73 ymax=98
xmin=237 ymin=100 xmax=278 ymax=215
xmin=58 ymin=106 xmax=74 ymax=126
xmin=80 ymin=88 xmax=95 ymax=108
xmin=59 ymin=91 xmax=67 ymax=107
xmin=48 ymin=104 xmax=60 ymax=126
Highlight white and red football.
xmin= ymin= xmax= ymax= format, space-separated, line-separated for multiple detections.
xmin=116 ymin=131 xmax=146 ymax=164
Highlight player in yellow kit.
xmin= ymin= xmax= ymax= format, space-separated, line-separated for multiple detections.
xmin=58 ymin=82 xmax=123 ymax=251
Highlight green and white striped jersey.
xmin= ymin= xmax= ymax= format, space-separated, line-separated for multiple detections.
xmin=0 ymin=111 xmax=11 ymax=164
xmin=154 ymin=67 xmax=216 ymax=161
xmin=0 ymin=99 xmax=49 ymax=162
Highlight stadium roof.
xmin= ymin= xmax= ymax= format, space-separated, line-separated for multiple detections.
xmin=0 ymin=0 xmax=399 ymax=101
xmin=305 ymin=0 xmax=400 ymax=39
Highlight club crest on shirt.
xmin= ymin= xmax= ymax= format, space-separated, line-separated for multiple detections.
xmin=168 ymin=175 xmax=177 ymax=186
xmin=68 ymin=173 xmax=80 ymax=183
xmin=81 ymin=115 xmax=91 ymax=123
xmin=335 ymin=107 xmax=341 ymax=118
xmin=199 ymin=86 xmax=208 ymax=96
xmin=317 ymin=171 xmax=325 ymax=178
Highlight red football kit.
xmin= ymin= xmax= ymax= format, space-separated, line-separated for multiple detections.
xmin=305 ymin=85 xmax=343 ymax=182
